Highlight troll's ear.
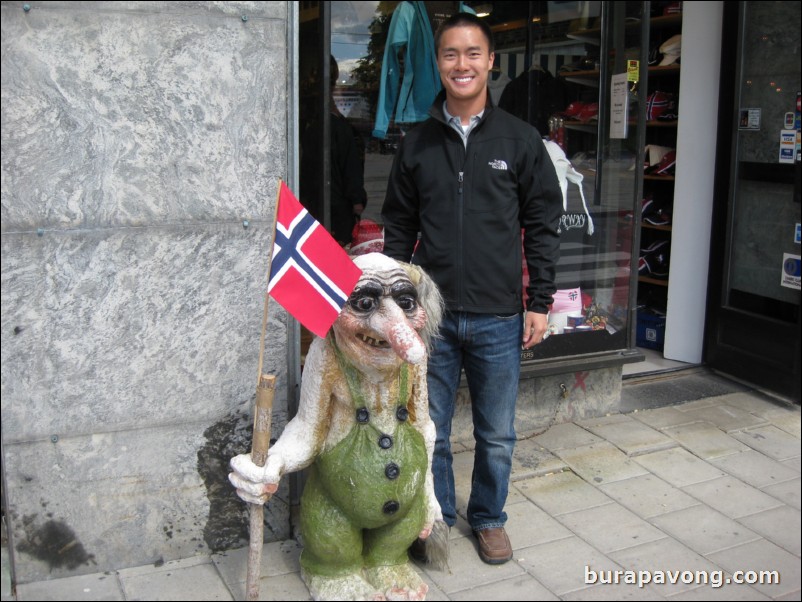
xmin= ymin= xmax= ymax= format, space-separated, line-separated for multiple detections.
xmin=400 ymin=262 xmax=444 ymax=350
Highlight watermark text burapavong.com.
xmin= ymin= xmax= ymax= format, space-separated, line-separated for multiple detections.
xmin=585 ymin=566 xmax=780 ymax=589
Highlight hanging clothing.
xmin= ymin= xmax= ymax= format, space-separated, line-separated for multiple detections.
xmin=498 ymin=68 xmax=568 ymax=136
xmin=372 ymin=1 xmax=474 ymax=139
xmin=487 ymin=72 xmax=511 ymax=105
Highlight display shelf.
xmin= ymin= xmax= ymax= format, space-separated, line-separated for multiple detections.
xmin=648 ymin=65 xmax=681 ymax=76
xmin=637 ymin=8 xmax=682 ymax=343
xmin=642 ymin=120 xmax=678 ymax=127
xmin=564 ymin=122 xmax=599 ymax=134
xmin=638 ymin=276 xmax=669 ymax=286
xmin=641 ymin=223 xmax=672 ymax=232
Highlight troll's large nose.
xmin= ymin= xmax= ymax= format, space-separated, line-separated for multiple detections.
xmin=372 ymin=300 xmax=427 ymax=365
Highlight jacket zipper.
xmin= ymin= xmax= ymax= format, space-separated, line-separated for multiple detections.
xmin=457 ymin=159 xmax=465 ymax=310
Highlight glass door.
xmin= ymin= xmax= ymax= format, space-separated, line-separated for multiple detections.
xmin=707 ymin=1 xmax=801 ymax=402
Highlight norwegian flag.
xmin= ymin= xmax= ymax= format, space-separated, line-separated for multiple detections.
xmin=268 ymin=181 xmax=362 ymax=338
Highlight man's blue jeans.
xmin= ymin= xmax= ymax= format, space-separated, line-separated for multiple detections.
xmin=426 ymin=311 xmax=522 ymax=532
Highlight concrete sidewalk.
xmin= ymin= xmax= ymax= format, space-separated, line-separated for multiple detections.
xmin=3 ymin=378 xmax=800 ymax=601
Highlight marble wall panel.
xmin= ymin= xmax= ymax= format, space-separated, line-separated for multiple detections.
xmin=1 ymin=0 xmax=294 ymax=580
xmin=4 ymin=421 xmax=291 ymax=582
xmin=1 ymin=224 xmax=290 ymax=440
xmin=1 ymin=2 xmax=288 ymax=230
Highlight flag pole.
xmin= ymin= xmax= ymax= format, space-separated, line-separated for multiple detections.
xmin=245 ymin=180 xmax=283 ymax=602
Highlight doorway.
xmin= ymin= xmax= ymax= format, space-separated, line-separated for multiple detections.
xmin=706 ymin=1 xmax=801 ymax=402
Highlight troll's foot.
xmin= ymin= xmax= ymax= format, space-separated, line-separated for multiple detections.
xmin=301 ymin=568 xmax=386 ymax=601
xmin=364 ymin=563 xmax=428 ymax=601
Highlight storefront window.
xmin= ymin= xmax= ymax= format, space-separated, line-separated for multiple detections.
xmin=301 ymin=1 xmax=645 ymax=365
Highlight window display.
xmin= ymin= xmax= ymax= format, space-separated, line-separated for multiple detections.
xmin=301 ymin=1 xmax=649 ymax=365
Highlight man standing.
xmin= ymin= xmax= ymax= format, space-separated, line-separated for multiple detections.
xmin=381 ymin=13 xmax=562 ymax=565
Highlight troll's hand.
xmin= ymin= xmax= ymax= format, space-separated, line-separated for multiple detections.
xmin=228 ymin=452 xmax=283 ymax=505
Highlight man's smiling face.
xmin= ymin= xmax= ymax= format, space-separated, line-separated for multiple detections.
xmin=436 ymin=24 xmax=494 ymax=110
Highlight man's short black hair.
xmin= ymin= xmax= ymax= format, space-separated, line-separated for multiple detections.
xmin=434 ymin=12 xmax=495 ymax=54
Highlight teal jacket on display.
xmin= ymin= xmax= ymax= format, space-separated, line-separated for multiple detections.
xmin=372 ymin=1 xmax=474 ymax=139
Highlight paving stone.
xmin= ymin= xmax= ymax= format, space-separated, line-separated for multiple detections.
xmin=249 ymin=572 xmax=310 ymax=601
xmin=515 ymin=536 xmax=623 ymax=596
xmin=774 ymin=590 xmax=802 ymax=601
xmin=648 ymin=505 xmax=761 ymax=556
xmin=579 ymin=417 xmax=677 ymax=456
xmin=418 ymin=535 xmax=524 ymax=595
xmin=706 ymin=538 xmax=800 ymax=599
xmin=658 ymin=581 xmax=770 ymax=600
xmin=418 ymin=572 xmax=450 ymax=602
xmin=674 ymin=398 xmax=723 ymax=411
xmin=768 ymin=413 xmax=802 ymax=438
xmin=554 ymin=504 xmax=666 ymax=554
xmin=15 ymin=571 xmax=125 ymax=601
xmin=661 ymin=422 xmax=751 ymax=460
xmin=681 ymin=476 xmax=783 ymax=519
xmin=678 ymin=403 xmax=769 ymax=433
xmin=708 ymin=450 xmax=800 ymax=489
xmin=718 ymin=392 xmax=800 ymax=422
xmin=533 ymin=423 xmax=603 ymax=452
xmin=598 ymin=474 xmax=700 ymax=518
xmin=504 ymin=499 xmax=573 ymax=549
xmin=628 ymin=406 xmax=699 ymax=431
xmin=448 ymin=573 xmax=558 ymax=601
xmin=781 ymin=456 xmax=801 ymax=473
xmin=736 ymin=505 xmax=801 ymax=557
xmin=118 ymin=556 xmax=233 ymax=601
xmin=511 ymin=436 xmax=567 ymax=480
xmin=555 ymin=441 xmax=649 ymax=485
xmin=609 ymin=537 xmax=731 ymax=595
xmin=575 ymin=413 xmax=632 ymax=428
xmin=514 ymin=470 xmax=613 ymax=516
xmin=450 ymin=514 xmax=474 ymax=539
xmin=761 ymin=477 xmax=801 ymax=510
xmin=212 ymin=540 xmax=302 ymax=586
xmin=731 ymin=425 xmax=801 ymax=461
xmin=633 ymin=447 xmax=726 ymax=488
xmin=561 ymin=582 xmax=667 ymax=600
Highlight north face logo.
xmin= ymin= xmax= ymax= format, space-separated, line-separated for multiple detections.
xmin=488 ymin=159 xmax=508 ymax=170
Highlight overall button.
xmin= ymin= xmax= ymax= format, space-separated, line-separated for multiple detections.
xmin=383 ymin=500 xmax=400 ymax=515
xmin=396 ymin=406 xmax=409 ymax=422
xmin=356 ymin=407 xmax=369 ymax=423
xmin=378 ymin=434 xmax=393 ymax=449
xmin=385 ymin=462 xmax=400 ymax=480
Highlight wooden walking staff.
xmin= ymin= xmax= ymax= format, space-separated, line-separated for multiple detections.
xmin=245 ymin=182 xmax=282 ymax=601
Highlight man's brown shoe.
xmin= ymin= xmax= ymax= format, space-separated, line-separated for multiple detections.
xmin=474 ymin=527 xmax=513 ymax=564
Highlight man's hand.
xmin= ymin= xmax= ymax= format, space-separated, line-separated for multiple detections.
xmin=522 ymin=311 xmax=548 ymax=349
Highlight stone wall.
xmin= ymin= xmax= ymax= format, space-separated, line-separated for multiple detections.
xmin=1 ymin=1 xmax=294 ymax=582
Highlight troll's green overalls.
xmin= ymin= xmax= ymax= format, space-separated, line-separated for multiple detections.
xmin=299 ymin=339 xmax=428 ymax=577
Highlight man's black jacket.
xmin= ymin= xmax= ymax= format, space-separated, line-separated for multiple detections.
xmin=382 ymin=90 xmax=563 ymax=315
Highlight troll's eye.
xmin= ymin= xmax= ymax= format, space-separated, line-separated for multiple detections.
xmin=395 ymin=295 xmax=417 ymax=312
xmin=349 ymin=295 xmax=377 ymax=313
xmin=390 ymin=280 xmax=418 ymax=312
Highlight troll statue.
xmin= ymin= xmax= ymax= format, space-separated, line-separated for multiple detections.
xmin=229 ymin=253 xmax=445 ymax=601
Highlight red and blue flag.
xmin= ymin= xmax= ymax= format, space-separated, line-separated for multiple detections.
xmin=268 ymin=181 xmax=362 ymax=338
